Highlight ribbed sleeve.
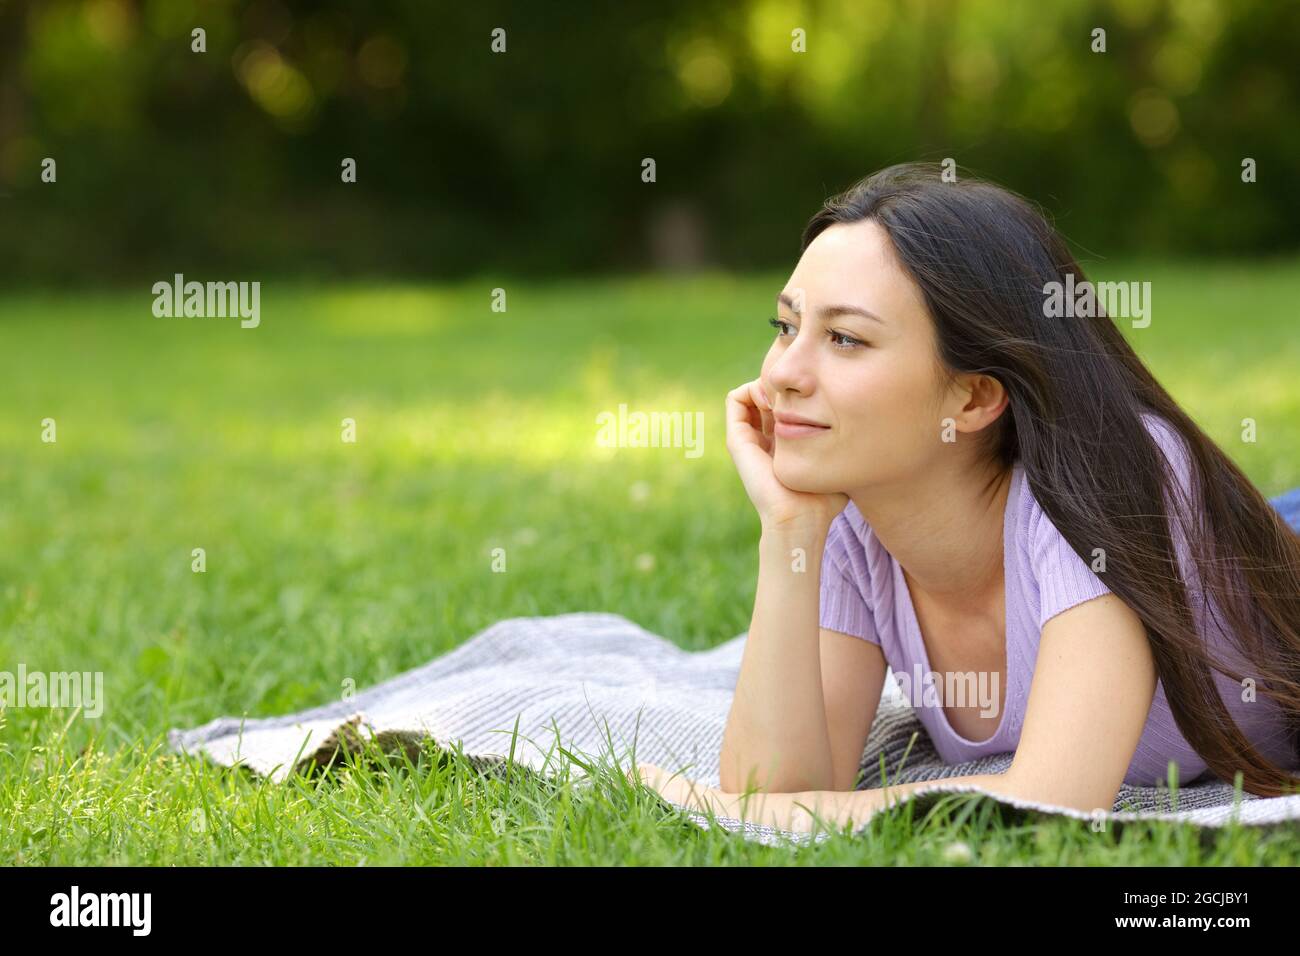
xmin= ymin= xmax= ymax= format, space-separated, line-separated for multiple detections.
xmin=1030 ymin=506 xmax=1113 ymax=630
xmin=818 ymin=514 xmax=881 ymax=644
xmin=1141 ymin=411 xmax=1204 ymax=596
xmin=1032 ymin=413 xmax=1198 ymax=631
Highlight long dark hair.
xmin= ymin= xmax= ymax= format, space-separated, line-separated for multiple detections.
xmin=802 ymin=162 xmax=1300 ymax=796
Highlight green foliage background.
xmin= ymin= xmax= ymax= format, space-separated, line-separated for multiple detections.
xmin=2 ymin=0 xmax=1298 ymax=283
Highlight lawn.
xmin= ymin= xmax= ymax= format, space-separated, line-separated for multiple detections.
xmin=2 ymin=257 xmax=1299 ymax=865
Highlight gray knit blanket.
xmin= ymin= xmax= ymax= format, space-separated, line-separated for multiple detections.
xmin=167 ymin=611 xmax=1300 ymax=847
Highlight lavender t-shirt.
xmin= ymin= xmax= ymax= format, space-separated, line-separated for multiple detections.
xmin=818 ymin=413 xmax=1298 ymax=786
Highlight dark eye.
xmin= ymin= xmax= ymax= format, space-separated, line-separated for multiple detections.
xmin=828 ymin=330 xmax=866 ymax=350
xmin=768 ymin=316 xmax=792 ymax=336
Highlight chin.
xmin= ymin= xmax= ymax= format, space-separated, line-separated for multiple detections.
xmin=772 ymin=453 xmax=830 ymax=494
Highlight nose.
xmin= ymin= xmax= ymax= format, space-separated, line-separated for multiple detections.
xmin=764 ymin=328 xmax=819 ymax=400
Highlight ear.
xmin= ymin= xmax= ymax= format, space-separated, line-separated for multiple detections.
xmin=948 ymin=372 xmax=1009 ymax=435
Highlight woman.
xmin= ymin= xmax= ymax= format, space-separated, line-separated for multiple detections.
xmin=629 ymin=163 xmax=1300 ymax=834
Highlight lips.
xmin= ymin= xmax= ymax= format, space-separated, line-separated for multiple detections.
xmin=773 ymin=412 xmax=829 ymax=428
xmin=772 ymin=411 xmax=830 ymax=440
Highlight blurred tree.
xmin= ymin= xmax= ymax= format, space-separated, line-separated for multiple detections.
xmin=0 ymin=0 xmax=1296 ymax=285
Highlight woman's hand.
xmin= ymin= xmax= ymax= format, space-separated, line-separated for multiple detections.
xmin=627 ymin=762 xmax=826 ymax=834
xmin=627 ymin=763 xmax=731 ymax=815
xmin=725 ymin=379 xmax=848 ymax=532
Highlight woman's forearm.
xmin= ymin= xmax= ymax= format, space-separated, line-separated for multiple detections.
xmin=688 ymin=772 xmax=1013 ymax=833
xmin=718 ymin=524 xmax=836 ymax=794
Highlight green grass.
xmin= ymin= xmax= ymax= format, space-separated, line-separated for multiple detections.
xmin=2 ymin=259 xmax=1299 ymax=865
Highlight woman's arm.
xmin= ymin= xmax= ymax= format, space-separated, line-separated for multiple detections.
xmin=634 ymin=763 xmax=1013 ymax=833
xmin=642 ymin=591 xmax=1157 ymax=832
xmin=718 ymin=523 xmax=839 ymax=794
xmin=716 ymin=379 xmax=851 ymax=794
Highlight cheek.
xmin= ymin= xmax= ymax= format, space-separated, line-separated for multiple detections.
xmin=881 ymin=350 xmax=943 ymax=413
xmin=840 ymin=361 xmax=917 ymax=417
xmin=838 ymin=357 xmax=941 ymax=447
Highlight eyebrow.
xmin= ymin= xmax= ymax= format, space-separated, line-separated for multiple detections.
xmin=777 ymin=292 xmax=885 ymax=325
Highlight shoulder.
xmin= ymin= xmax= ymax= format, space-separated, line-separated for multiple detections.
xmin=1138 ymin=409 xmax=1188 ymax=464
xmin=825 ymin=498 xmax=864 ymax=551
xmin=1137 ymin=410 xmax=1201 ymax=518
xmin=1016 ymin=409 xmax=1192 ymax=555
xmin=819 ymin=501 xmax=890 ymax=644
xmin=1011 ymin=464 xmax=1114 ymax=629
xmin=1013 ymin=410 xmax=1199 ymax=629
xmin=823 ymin=500 xmax=871 ymax=578
xmin=822 ymin=500 xmax=901 ymax=606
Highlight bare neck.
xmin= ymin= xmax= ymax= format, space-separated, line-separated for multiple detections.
xmin=849 ymin=457 xmax=1013 ymax=615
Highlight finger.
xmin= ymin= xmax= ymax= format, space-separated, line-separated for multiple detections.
xmin=748 ymin=380 xmax=774 ymax=443
xmin=725 ymin=384 xmax=763 ymax=442
xmin=726 ymin=381 xmax=757 ymax=417
xmin=663 ymin=775 xmax=702 ymax=810
xmin=732 ymin=380 xmax=772 ymax=456
xmin=688 ymin=784 xmax=724 ymax=816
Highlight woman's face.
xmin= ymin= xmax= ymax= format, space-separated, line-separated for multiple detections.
xmin=759 ymin=218 xmax=957 ymax=496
